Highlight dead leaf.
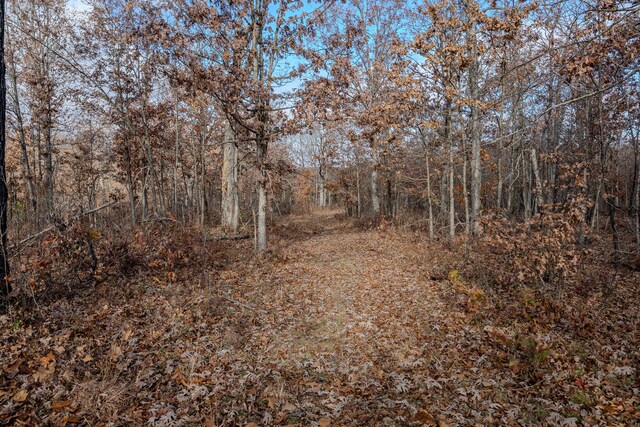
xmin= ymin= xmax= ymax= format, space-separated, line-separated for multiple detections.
xmin=12 ymin=389 xmax=28 ymax=402
xmin=52 ymin=400 xmax=73 ymax=411
xmin=108 ymin=344 xmax=122 ymax=362
xmin=63 ymin=415 xmax=82 ymax=424
xmin=414 ymin=409 xmax=436 ymax=424
xmin=32 ymin=365 xmax=55 ymax=383
xmin=319 ymin=418 xmax=331 ymax=427
xmin=82 ymin=354 xmax=93 ymax=362
xmin=40 ymin=352 xmax=56 ymax=367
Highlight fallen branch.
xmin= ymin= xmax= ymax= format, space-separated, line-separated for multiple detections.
xmin=11 ymin=200 xmax=119 ymax=250
xmin=142 ymin=216 xmax=178 ymax=224
xmin=211 ymin=233 xmax=251 ymax=241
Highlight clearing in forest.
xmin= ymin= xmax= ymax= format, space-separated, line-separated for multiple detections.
xmin=1 ymin=210 xmax=639 ymax=426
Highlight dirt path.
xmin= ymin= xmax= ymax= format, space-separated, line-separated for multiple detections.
xmin=246 ymin=209 xmax=446 ymax=361
xmin=222 ymin=210 xmax=478 ymax=425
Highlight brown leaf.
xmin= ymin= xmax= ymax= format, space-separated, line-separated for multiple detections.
xmin=63 ymin=415 xmax=82 ymax=424
xmin=12 ymin=389 xmax=28 ymax=402
xmin=319 ymin=418 xmax=331 ymax=427
xmin=40 ymin=352 xmax=56 ymax=368
xmin=414 ymin=409 xmax=436 ymax=425
xmin=108 ymin=344 xmax=122 ymax=362
xmin=52 ymin=400 xmax=73 ymax=411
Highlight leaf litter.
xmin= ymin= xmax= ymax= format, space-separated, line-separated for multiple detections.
xmin=1 ymin=210 xmax=639 ymax=425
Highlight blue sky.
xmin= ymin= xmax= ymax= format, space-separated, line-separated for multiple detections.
xmin=68 ymin=0 xmax=90 ymax=13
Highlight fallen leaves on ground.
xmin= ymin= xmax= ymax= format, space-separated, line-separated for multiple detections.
xmin=1 ymin=210 xmax=639 ymax=425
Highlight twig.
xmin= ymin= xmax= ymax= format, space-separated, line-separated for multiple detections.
xmin=221 ymin=294 xmax=268 ymax=314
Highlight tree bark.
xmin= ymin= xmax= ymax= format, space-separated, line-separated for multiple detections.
xmin=370 ymin=143 xmax=380 ymax=215
xmin=174 ymin=91 xmax=180 ymax=214
xmin=318 ymin=163 xmax=326 ymax=208
xmin=467 ymin=1 xmax=482 ymax=234
xmin=0 ymin=0 xmax=10 ymax=297
xmin=633 ymin=130 xmax=640 ymax=252
xmin=371 ymin=167 xmax=380 ymax=215
xmin=7 ymin=35 xmax=37 ymax=216
xmin=256 ymin=141 xmax=268 ymax=252
xmin=355 ymin=155 xmax=361 ymax=217
xmin=530 ymin=148 xmax=544 ymax=214
xmin=221 ymin=123 xmax=239 ymax=233
xmin=446 ymin=100 xmax=455 ymax=239
xmin=423 ymin=134 xmax=434 ymax=240
xmin=123 ymin=136 xmax=136 ymax=226
xmin=463 ymin=134 xmax=470 ymax=234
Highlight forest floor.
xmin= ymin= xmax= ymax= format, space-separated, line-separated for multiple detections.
xmin=1 ymin=210 xmax=639 ymax=426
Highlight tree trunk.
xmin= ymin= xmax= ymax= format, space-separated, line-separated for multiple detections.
xmin=123 ymin=136 xmax=136 ymax=226
xmin=497 ymin=99 xmax=504 ymax=211
xmin=635 ymin=167 xmax=640 ymax=254
xmin=530 ymin=148 xmax=544 ymax=214
xmin=221 ymin=124 xmax=239 ymax=233
xmin=468 ymin=5 xmax=482 ymax=235
xmin=446 ymin=101 xmax=455 ymax=239
xmin=174 ymin=92 xmax=180 ymax=214
xmin=318 ymin=165 xmax=326 ymax=208
xmin=523 ymin=151 xmax=532 ymax=220
xmin=7 ymin=37 xmax=37 ymax=216
xmin=463 ymin=135 xmax=470 ymax=234
xmin=371 ymin=166 xmax=380 ymax=215
xmin=425 ymin=142 xmax=434 ymax=240
xmin=256 ymin=141 xmax=268 ymax=253
xmin=44 ymin=104 xmax=54 ymax=216
xmin=633 ymin=132 xmax=640 ymax=252
xmin=0 ymin=0 xmax=10 ymax=297
xmin=356 ymin=158 xmax=361 ymax=217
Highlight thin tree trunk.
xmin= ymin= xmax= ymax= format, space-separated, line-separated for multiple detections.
xmin=7 ymin=37 xmax=37 ymax=216
xmin=174 ymin=91 xmax=180 ymax=213
xmin=507 ymin=144 xmax=515 ymax=214
xmin=446 ymin=101 xmax=455 ymax=239
xmin=463 ymin=135 xmax=470 ymax=234
xmin=530 ymin=148 xmax=544 ymax=214
xmin=0 ymin=0 xmax=10 ymax=296
xmin=122 ymin=136 xmax=136 ymax=226
xmin=371 ymin=144 xmax=380 ymax=215
xmin=44 ymin=101 xmax=54 ymax=216
xmin=256 ymin=141 xmax=268 ymax=252
xmin=356 ymin=158 xmax=361 ymax=217
xmin=221 ymin=123 xmax=239 ymax=233
xmin=497 ymin=103 xmax=504 ymax=210
xmin=633 ymin=131 xmax=640 ymax=252
xmin=467 ymin=3 xmax=482 ymax=234
xmin=523 ymin=151 xmax=532 ymax=221
xmin=425 ymin=142 xmax=434 ymax=240
xmin=318 ymin=165 xmax=326 ymax=208
xmin=199 ymin=137 xmax=206 ymax=227
xmin=635 ymin=170 xmax=640 ymax=254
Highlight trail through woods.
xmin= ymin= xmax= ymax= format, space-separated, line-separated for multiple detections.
xmin=1 ymin=210 xmax=639 ymax=425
